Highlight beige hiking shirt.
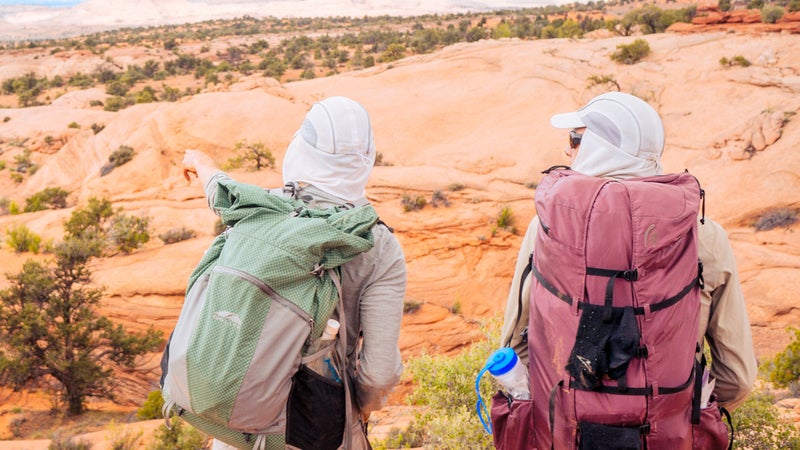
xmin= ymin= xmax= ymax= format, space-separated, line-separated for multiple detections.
xmin=500 ymin=216 xmax=757 ymax=410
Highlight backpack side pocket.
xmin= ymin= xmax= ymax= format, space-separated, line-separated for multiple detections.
xmin=490 ymin=391 xmax=536 ymax=450
xmin=692 ymin=396 xmax=731 ymax=450
xmin=286 ymin=365 xmax=346 ymax=450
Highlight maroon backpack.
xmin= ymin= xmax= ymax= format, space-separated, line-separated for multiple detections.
xmin=491 ymin=167 xmax=731 ymax=450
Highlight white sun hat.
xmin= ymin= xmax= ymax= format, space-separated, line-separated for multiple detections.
xmin=282 ymin=96 xmax=376 ymax=202
xmin=550 ymin=92 xmax=664 ymax=179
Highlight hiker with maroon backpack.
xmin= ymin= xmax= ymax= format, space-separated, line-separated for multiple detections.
xmin=494 ymin=92 xmax=757 ymax=449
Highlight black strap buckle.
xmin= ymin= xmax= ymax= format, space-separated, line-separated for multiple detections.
xmin=622 ymin=269 xmax=639 ymax=281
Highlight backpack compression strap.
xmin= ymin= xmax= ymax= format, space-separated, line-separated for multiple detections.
xmin=531 ymin=261 xmax=703 ymax=320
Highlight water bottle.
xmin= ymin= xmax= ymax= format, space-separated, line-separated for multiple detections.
xmin=487 ymin=348 xmax=530 ymax=400
xmin=308 ymin=319 xmax=341 ymax=382
xmin=475 ymin=348 xmax=530 ymax=434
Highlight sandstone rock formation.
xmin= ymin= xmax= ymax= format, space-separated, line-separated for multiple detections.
xmin=1 ymin=27 xmax=799 ymax=442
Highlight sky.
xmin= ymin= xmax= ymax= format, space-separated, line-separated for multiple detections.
xmin=0 ymin=0 xmax=84 ymax=5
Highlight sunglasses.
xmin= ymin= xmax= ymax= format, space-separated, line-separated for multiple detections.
xmin=569 ymin=130 xmax=583 ymax=149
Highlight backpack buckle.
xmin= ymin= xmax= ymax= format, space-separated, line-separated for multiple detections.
xmin=622 ymin=269 xmax=639 ymax=281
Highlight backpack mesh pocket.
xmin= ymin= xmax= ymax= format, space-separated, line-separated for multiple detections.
xmin=578 ymin=421 xmax=643 ymax=450
xmin=286 ymin=365 xmax=346 ymax=450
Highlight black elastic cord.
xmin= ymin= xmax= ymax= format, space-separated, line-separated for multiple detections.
xmin=700 ymin=188 xmax=706 ymax=225
xmin=542 ymin=165 xmax=571 ymax=174
xmin=721 ymin=406 xmax=734 ymax=450
xmin=549 ymin=380 xmax=564 ymax=450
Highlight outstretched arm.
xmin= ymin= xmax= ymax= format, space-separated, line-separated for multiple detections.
xmin=182 ymin=149 xmax=231 ymax=214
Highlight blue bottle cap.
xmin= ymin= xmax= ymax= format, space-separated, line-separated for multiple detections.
xmin=487 ymin=348 xmax=518 ymax=376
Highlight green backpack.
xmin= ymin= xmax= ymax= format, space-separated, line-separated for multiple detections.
xmin=160 ymin=179 xmax=378 ymax=449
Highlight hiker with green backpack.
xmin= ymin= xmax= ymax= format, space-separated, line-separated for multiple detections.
xmin=163 ymin=96 xmax=407 ymax=450
xmin=490 ymin=92 xmax=757 ymax=449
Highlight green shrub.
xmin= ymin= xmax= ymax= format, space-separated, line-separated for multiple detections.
xmin=447 ymin=183 xmax=465 ymax=192
xmin=106 ymin=80 xmax=130 ymax=97
xmin=91 ymin=123 xmax=105 ymax=134
xmin=587 ymin=74 xmax=620 ymax=91
xmin=790 ymin=0 xmax=800 ymax=12
xmin=107 ymin=422 xmax=142 ymax=450
xmin=107 ymin=213 xmax=150 ymax=254
xmin=48 ymin=434 xmax=93 ymax=450
xmin=430 ymin=190 xmax=451 ymax=208
xmin=381 ymin=43 xmax=406 ymax=62
xmin=223 ymin=140 xmax=275 ymax=171
xmin=719 ymin=55 xmax=752 ymax=67
xmin=0 ymin=160 xmax=5 ymax=170
xmin=761 ymin=5 xmax=785 ymax=23
xmin=101 ymin=145 xmax=135 ymax=176
xmin=0 ymin=197 xmax=9 ymax=215
xmin=752 ymin=207 xmax=798 ymax=231
xmin=734 ymin=388 xmax=800 ymax=449
xmin=372 ymin=421 xmax=426 ymax=449
xmin=24 ymin=187 xmax=70 ymax=212
xmin=404 ymin=300 xmax=423 ymax=314
xmin=148 ymin=417 xmax=208 ymax=450
xmin=137 ymin=390 xmax=165 ymax=420
xmin=496 ymin=205 xmax=515 ymax=233
xmin=64 ymin=197 xmax=115 ymax=240
xmin=374 ymin=151 xmax=392 ymax=167
xmin=135 ymin=86 xmax=157 ymax=103
xmin=104 ymin=95 xmax=130 ymax=112
xmin=159 ymin=227 xmax=196 ymax=244
xmin=387 ymin=321 xmax=499 ymax=450
xmin=610 ymin=38 xmax=651 ymax=65
xmin=6 ymin=223 xmax=42 ymax=253
xmin=67 ymin=121 xmax=80 ymax=129
xmin=14 ymin=148 xmax=35 ymax=173
xmin=762 ymin=327 xmax=800 ymax=388
xmin=402 ymin=194 xmax=427 ymax=212
xmin=300 ymin=67 xmax=318 ymax=81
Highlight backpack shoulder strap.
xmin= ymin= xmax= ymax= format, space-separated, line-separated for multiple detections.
xmin=328 ymin=269 xmax=354 ymax=450
xmin=504 ymin=252 xmax=532 ymax=348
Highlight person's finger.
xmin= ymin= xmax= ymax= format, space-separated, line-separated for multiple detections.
xmin=183 ymin=168 xmax=197 ymax=183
